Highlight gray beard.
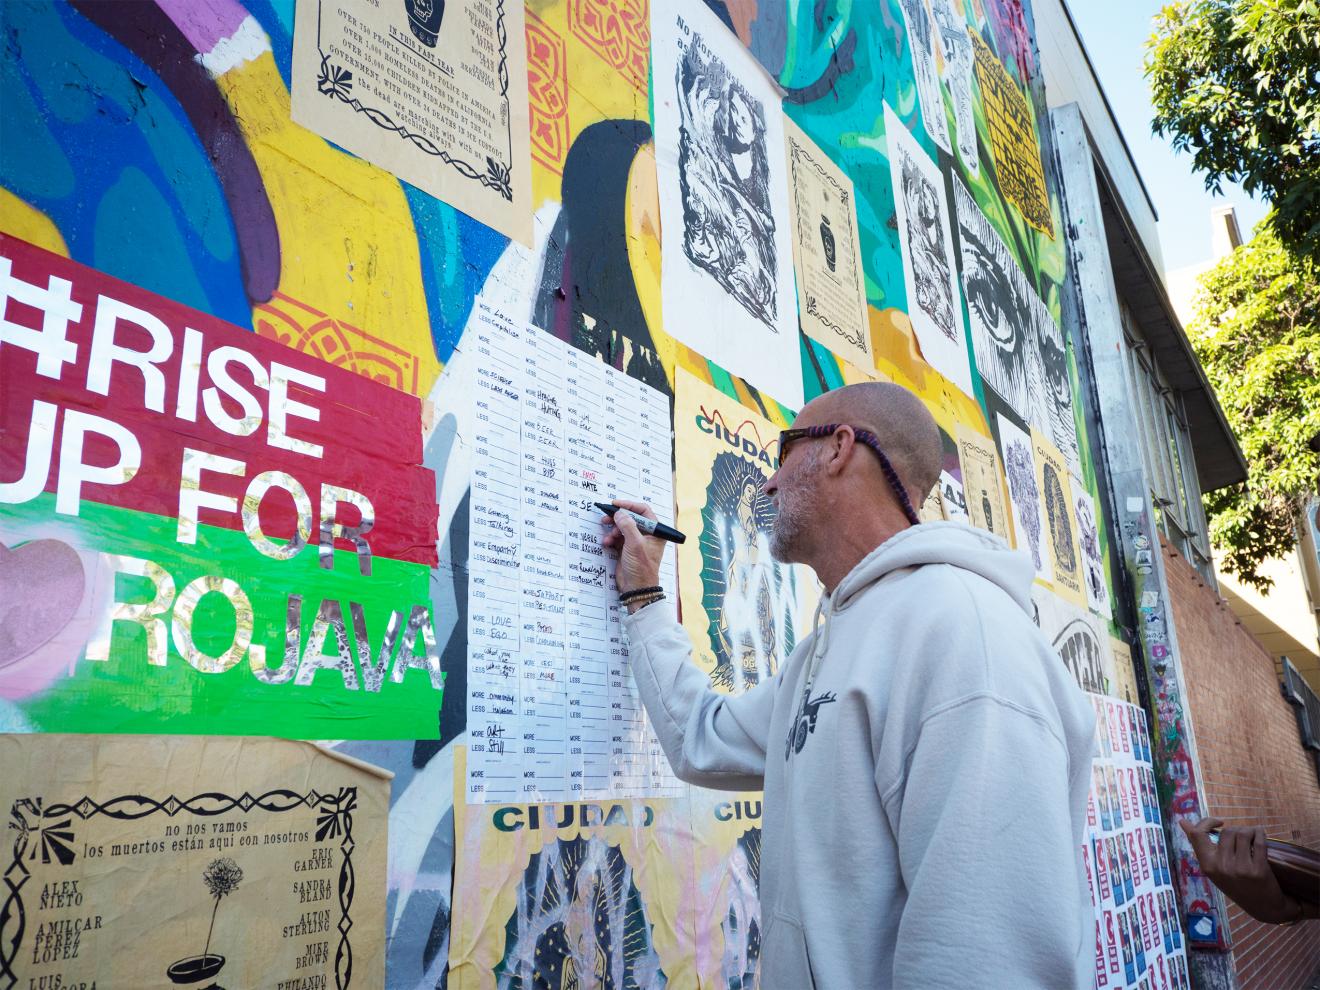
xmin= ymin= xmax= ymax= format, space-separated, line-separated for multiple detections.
xmin=769 ymin=455 xmax=821 ymax=563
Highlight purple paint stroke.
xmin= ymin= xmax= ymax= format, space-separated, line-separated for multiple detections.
xmin=154 ymin=0 xmax=250 ymax=56
xmin=70 ymin=0 xmax=281 ymax=305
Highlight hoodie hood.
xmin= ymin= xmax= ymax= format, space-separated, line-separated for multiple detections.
xmin=830 ymin=521 xmax=1036 ymax=616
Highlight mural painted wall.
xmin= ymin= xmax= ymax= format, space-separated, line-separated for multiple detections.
xmin=1 ymin=0 xmax=1149 ymax=986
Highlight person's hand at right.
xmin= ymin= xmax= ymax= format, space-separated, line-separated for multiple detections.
xmin=1181 ymin=817 xmax=1305 ymax=924
xmin=600 ymin=499 xmax=666 ymax=610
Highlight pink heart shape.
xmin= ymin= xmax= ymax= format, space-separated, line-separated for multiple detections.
xmin=0 ymin=540 xmax=86 ymax=666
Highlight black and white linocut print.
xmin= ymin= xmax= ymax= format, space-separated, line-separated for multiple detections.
xmin=931 ymin=0 xmax=980 ymax=177
xmin=899 ymin=148 xmax=959 ymax=342
xmin=897 ymin=0 xmax=953 ymax=154
xmin=676 ymin=36 xmax=779 ymax=329
xmin=1073 ymin=484 xmax=1112 ymax=618
xmin=1034 ymin=305 xmax=1082 ymax=475
xmin=952 ymin=178 xmax=1042 ymax=423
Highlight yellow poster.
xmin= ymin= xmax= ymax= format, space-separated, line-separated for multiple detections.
xmin=0 ymin=734 xmax=390 ymax=988
xmin=970 ymin=30 xmax=1053 ymax=238
xmin=956 ymin=423 xmax=1013 ymax=543
xmin=291 ymin=0 xmax=532 ymax=244
xmin=1110 ymin=637 xmax=1141 ymax=705
xmin=688 ymin=788 xmax=767 ymax=990
xmin=782 ymin=115 xmax=873 ymax=372
xmin=674 ymin=370 xmax=820 ymax=693
xmin=448 ymin=747 xmax=696 ymax=989
xmin=1032 ymin=428 xmax=1087 ymax=607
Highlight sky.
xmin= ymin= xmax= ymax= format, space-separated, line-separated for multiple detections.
xmin=1063 ymin=1 xmax=1270 ymax=274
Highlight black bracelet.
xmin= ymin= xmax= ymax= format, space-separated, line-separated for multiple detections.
xmin=619 ymin=585 xmax=663 ymax=602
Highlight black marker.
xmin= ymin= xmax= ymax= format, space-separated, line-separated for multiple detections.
xmin=595 ymin=502 xmax=687 ymax=544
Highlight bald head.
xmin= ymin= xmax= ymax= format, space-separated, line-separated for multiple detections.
xmin=798 ymin=381 xmax=943 ymax=507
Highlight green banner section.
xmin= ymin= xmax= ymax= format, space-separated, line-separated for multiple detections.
xmin=4 ymin=495 xmax=444 ymax=739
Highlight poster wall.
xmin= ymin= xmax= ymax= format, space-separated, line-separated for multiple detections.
xmin=0 ymin=734 xmax=389 ymax=988
xmin=1 ymin=0 xmax=1138 ymax=984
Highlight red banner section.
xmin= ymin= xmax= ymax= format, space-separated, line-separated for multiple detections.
xmin=0 ymin=235 xmax=438 ymax=568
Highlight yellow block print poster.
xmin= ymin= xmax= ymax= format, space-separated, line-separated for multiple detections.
xmin=970 ymin=30 xmax=1053 ymax=238
xmin=448 ymin=748 xmax=694 ymax=989
xmin=688 ymin=788 xmax=767 ymax=990
xmin=956 ymin=423 xmax=1013 ymax=543
xmin=1033 ymin=428 xmax=1087 ymax=607
xmin=674 ymin=369 xmax=820 ymax=693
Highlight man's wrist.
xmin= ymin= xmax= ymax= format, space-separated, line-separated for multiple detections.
xmin=625 ymin=594 xmax=665 ymax=615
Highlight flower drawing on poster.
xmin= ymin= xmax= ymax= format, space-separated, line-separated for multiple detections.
xmin=676 ymin=44 xmax=778 ymax=329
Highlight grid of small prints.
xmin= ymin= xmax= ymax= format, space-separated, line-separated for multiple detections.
xmin=1083 ymin=694 xmax=1191 ymax=990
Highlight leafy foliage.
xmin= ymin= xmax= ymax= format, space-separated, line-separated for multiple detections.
xmin=1145 ymin=0 xmax=1320 ymax=259
xmin=1187 ymin=221 xmax=1320 ymax=590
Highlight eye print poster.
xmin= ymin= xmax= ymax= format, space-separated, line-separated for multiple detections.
xmin=652 ymin=1 xmax=803 ymax=408
xmin=886 ymin=102 xmax=974 ymax=399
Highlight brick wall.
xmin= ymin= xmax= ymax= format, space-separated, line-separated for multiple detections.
xmin=1163 ymin=539 xmax=1320 ymax=990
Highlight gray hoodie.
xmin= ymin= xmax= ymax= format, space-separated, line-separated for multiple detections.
xmin=622 ymin=521 xmax=1097 ymax=989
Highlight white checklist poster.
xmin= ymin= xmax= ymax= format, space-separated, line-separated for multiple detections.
xmin=465 ymin=302 xmax=684 ymax=803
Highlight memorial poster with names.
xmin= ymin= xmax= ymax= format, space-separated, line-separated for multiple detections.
xmin=782 ymin=115 xmax=872 ymax=372
xmin=651 ymin=0 xmax=804 ymax=409
xmin=464 ymin=302 xmax=683 ymax=805
xmin=674 ymin=370 xmax=819 ymax=695
xmin=955 ymin=423 xmax=1011 ymax=543
xmin=1033 ymin=428 xmax=1087 ymax=607
xmin=0 ymin=733 xmax=389 ymax=988
xmin=1081 ymin=695 xmax=1192 ymax=990
xmin=291 ymin=0 xmax=533 ymax=244
xmin=448 ymin=747 xmax=691 ymax=990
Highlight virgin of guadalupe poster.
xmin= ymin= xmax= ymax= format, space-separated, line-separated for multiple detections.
xmin=674 ymin=370 xmax=818 ymax=694
xmin=1033 ymin=428 xmax=1087 ymax=608
xmin=885 ymin=102 xmax=974 ymax=399
xmin=652 ymin=2 xmax=803 ymax=409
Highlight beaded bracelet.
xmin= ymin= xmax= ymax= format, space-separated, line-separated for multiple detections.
xmin=619 ymin=585 xmax=663 ymax=603
xmin=625 ymin=593 xmax=666 ymax=612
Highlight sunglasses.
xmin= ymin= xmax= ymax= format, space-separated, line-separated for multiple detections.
xmin=775 ymin=423 xmax=922 ymax=526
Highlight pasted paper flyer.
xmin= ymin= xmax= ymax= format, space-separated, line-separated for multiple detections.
xmin=1033 ymin=428 xmax=1087 ymax=607
xmin=782 ymin=115 xmax=872 ymax=371
xmin=1110 ymin=637 xmax=1140 ymax=706
xmin=1074 ymin=477 xmax=1114 ymax=620
xmin=895 ymin=0 xmax=952 ymax=154
xmin=997 ymin=413 xmax=1052 ymax=583
xmin=291 ymin=0 xmax=532 ymax=244
xmin=956 ymin=424 xmax=1011 ymax=543
xmin=0 ymin=734 xmax=389 ymax=988
xmin=448 ymin=747 xmax=693 ymax=989
xmin=1033 ymin=587 xmax=1113 ymax=696
xmin=970 ymin=31 xmax=1053 ymax=238
xmin=652 ymin=1 xmax=803 ymax=409
xmin=885 ymin=102 xmax=974 ymax=399
xmin=674 ymin=370 xmax=818 ymax=694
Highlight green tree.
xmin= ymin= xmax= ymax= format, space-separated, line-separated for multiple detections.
xmin=1188 ymin=221 xmax=1320 ymax=590
xmin=1145 ymin=0 xmax=1320 ymax=259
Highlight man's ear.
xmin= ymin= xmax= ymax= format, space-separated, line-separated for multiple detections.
xmin=823 ymin=429 xmax=852 ymax=477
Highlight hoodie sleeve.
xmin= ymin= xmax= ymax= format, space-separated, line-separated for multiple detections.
xmin=622 ymin=602 xmax=779 ymax=790
xmin=880 ymin=694 xmax=1088 ymax=989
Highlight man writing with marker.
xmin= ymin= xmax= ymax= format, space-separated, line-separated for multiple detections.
xmin=601 ymin=382 xmax=1097 ymax=989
